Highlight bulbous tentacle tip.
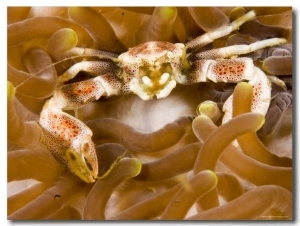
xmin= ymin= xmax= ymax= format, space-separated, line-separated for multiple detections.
xmin=196 ymin=100 xmax=222 ymax=123
xmin=47 ymin=28 xmax=79 ymax=58
xmin=125 ymin=157 xmax=142 ymax=178
xmin=262 ymin=56 xmax=292 ymax=76
xmin=7 ymin=81 xmax=15 ymax=100
xmin=96 ymin=152 xmax=141 ymax=180
xmin=157 ymin=7 xmax=177 ymax=21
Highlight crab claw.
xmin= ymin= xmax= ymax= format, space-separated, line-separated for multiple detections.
xmin=39 ymin=105 xmax=99 ymax=183
xmin=65 ymin=138 xmax=99 ymax=183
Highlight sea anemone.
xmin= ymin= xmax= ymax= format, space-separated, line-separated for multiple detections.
xmin=7 ymin=6 xmax=292 ymax=220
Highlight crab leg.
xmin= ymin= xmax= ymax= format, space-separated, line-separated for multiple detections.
xmin=39 ymin=72 xmax=130 ymax=182
xmin=57 ymin=60 xmax=120 ymax=85
xmin=185 ymin=10 xmax=256 ymax=52
xmin=50 ymin=74 xmax=126 ymax=110
xmin=222 ymin=67 xmax=271 ymax=124
xmin=183 ymin=57 xmax=271 ymax=124
xmin=189 ymin=38 xmax=287 ymax=61
xmin=184 ymin=57 xmax=255 ymax=84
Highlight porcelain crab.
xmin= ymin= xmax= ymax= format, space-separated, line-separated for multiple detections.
xmin=39 ymin=10 xmax=287 ymax=182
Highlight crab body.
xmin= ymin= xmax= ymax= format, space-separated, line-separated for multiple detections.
xmin=119 ymin=41 xmax=188 ymax=100
xmin=38 ymin=10 xmax=287 ymax=183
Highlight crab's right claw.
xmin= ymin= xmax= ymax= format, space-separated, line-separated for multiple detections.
xmin=40 ymin=107 xmax=99 ymax=183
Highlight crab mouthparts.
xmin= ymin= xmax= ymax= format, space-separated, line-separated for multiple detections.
xmin=130 ymin=64 xmax=177 ymax=100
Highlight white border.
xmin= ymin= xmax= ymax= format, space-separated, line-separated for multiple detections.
xmin=3 ymin=0 xmax=296 ymax=6
xmin=2 ymin=2 xmax=298 ymax=226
